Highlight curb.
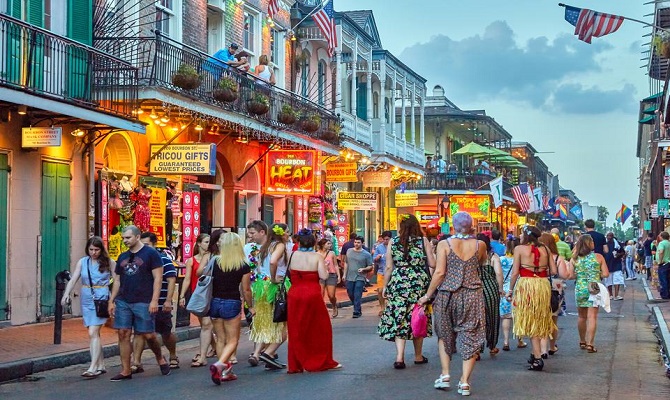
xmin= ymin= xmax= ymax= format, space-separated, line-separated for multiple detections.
xmin=0 ymin=294 xmax=377 ymax=383
xmin=641 ymin=278 xmax=670 ymax=371
xmin=0 ymin=326 xmax=201 ymax=383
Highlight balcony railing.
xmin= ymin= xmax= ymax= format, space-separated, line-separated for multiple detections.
xmin=95 ymin=32 xmax=340 ymax=146
xmin=407 ymin=173 xmax=512 ymax=193
xmin=0 ymin=13 xmax=138 ymax=119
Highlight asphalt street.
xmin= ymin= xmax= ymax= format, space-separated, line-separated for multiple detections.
xmin=1 ymin=281 xmax=668 ymax=399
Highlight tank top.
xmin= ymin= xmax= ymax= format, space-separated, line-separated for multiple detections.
xmin=257 ymin=65 xmax=272 ymax=82
xmin=189 ymin=257 xmax=200 ymax=292
xmin=323 ymin=251 xmax=336 ymax=274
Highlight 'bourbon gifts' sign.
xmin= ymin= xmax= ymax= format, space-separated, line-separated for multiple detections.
xmin=265 ymin=150 xmax=317 ymax=195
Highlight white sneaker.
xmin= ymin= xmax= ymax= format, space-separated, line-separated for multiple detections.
xmin=434 ymin=374 xmax=450 ymax=390
xmin=615 ymin=296 xmax=624 ymax=300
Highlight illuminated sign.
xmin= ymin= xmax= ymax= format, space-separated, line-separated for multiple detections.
xmin=149 ymin=144 xmax=216 ymax=175
xmin=337 ymin=191 xmax=378 ymax=210
xmin=325 ymin=162 xmax=358 ymax=182
xmin=395 ymin=192 xmax=418 ymax=207
xmin=362 ymin=171 xmax=391 ymax=187
xmin=449 ymin=195 xmax=491 ymax=220
xmin=265 ymin=150 xmax=316 ymax=195
xmin=22 ymin=127 xmax=62 ymax=147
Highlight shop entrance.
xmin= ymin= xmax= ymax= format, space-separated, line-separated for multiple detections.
xmin=262 ymin=196 xmax=274 ymax=226
xmin=0 ymin=154 xmax=8 ymax=320
xmin=40 ymin=161 xmax=71 ymax=318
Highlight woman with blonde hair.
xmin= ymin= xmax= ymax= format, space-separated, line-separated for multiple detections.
xmin=254 ymin=55 xmax=276 ymax=85
xmin=568 ymin=234 xmax=609 ymax=353
xmin=204 ymin=232 xmax=253 ymax=384
xmin=508 ymin=225 xmax=557 ymax=371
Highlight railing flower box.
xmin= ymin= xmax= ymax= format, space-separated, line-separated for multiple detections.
xmin=246 ymin=93 xmax=270 ymax=115
xmin=171 ymin=64 xmax=201 ymax=90
xmin=277 ymin=104 xmax=299 ymax=125
xmin=301 ymin=114 xmax=321 ymax=133
xmin=212 ymin=77 xmax=239 ymax=102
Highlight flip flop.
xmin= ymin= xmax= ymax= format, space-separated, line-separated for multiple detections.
xmin=81 ymin=370 xmax=102 ymax=378
xmin=169 ymin=357 xmax=180 ymax=369
xmin=191 ymin=354 xmax=201 ymax=362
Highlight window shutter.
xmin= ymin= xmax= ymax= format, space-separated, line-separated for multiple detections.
xmin=67 ymin=0 xmax=92 ymax=45
xmin=9 ymin=0 xmax=22 ymax=18
xmin=27 ymin=0 xmax=44 ymax=27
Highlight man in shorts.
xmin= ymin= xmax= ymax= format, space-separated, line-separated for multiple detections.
xmin=131 ymin=232 xmax=178 ymax=372
xmin=108 ymin=225 xmax=170 ymax=381
xmin=374 ymin=231 xmax=392 ymax=316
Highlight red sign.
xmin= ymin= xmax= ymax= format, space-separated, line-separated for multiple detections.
xmin=183 ymin=241 xmax=193 ymax=259
xmin=265 ymin=150 xmax=316 ymax=195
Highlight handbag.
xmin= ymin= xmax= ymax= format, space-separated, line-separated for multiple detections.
xmin=272 ymin=253 xmax=293 ymax=323
xmin=86 ymin=257 xmax=110 ymax=318
xmin=410 ymin=304 xmax=428 ymax=338
xmin=186 ymin=257 xmax=215 ymax=317
xmin=549 ymin=255 xmax=561 ymax=313
xmin=588 ymin=281 xmax=600 ymax=295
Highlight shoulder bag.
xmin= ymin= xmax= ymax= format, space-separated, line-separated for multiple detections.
xmin=273 ymin=252 xmax=294 ymax=323
xmin=186 ymin=256 xmax=215 ymax=317
xmin=549 ymin=254 xmax=561 ymax=313
xmin=86 ymin=257 xmax=110 ymax=318
xmin=419 ymin=238 xmax=432 ymax=280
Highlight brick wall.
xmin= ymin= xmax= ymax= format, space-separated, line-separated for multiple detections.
xmin=183 ymin=0 xmax=208 ymax=51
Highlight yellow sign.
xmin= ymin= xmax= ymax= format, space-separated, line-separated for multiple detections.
xmin=337 ymin=191 xmax=378 ymax=211
xmin=149 ymin=187 xmax=167 ymax=248
xmin=395 ymin=192 xmax=418 ymax=207
xmin=149 ymin=144 xmax=216 ymax=175
xmin=325 ymin=162 xmax=358 ymax=182
xmin=389 ymin=207 xmax=397 ymax=231
xmin=22 ymin=127 xmax=62 ymax=147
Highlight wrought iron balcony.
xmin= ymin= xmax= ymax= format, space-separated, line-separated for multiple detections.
xmin=95 ymin=32 xmax=340 ymax=146
xmin=406 ymin=172 xmax=513 ymax=193
xmin=0 ymin=13 xmax=138 ymax=119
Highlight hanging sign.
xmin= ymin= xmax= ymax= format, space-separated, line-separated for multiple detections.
xmin=149 ymin=143 xmax=216 ymax=175
xmin=362 ymin=171 xmax=391 ymax=188
xmin=148 ymin=187 xmax=167 ymax=248
xmin=22 ymin=127 xmax=62 ymax=147
xmin=395 ymin=192 xmax=418 ymax=207
xmin=337 ymin=191 xmax=378 ymax=211
xmin=265 ymin=150 xmax=316 ymax=195
xmin=325 ymin=162 xmax=358 ymax=182
xmin=665 ymin=176 xmax=670 ymax=199
xmin=449 ymin=195 xmax=491 ymax=220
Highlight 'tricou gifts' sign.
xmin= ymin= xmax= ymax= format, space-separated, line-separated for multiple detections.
xmin=265 ymin=150 xmax=317 ymax=195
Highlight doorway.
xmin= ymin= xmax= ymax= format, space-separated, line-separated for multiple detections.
xmin=0 ymin=154 xmax=8 ymax=320
xmin=40 ymin=161 xmax=71 ymax=318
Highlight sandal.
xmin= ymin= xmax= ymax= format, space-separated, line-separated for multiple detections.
xmin=206 ymin=348 xmax=217 ymax=358
xmin=81 ymin=370 xmax=102 ymax=378
xmin=130 ymin=365 xmax=144 ymax=374
xmin=414 ymin=356 xmax=428 ymax=364
xmin=191 ymin=358 xmax=207 ymax=367
xmin=548 ymin=345 xmax=559 ymax=355
xmin=333 ymin=308 xmax=339 ymax=318
xmin=579 ymin=342 xmax=587 ymax=350
xmin=586 ymin=345 xmax=597 ymax=353
xmin=502 ymin=344 xmax=510 ymax=351
xmin=434 ymin=374 xmax=450 ymax=390
xmin=517 ymin=341 xmax=527 ymax=348
xmin=490 ymin=347 xmax=500 ymax=355
xmin=458 ymin=381 xmax=471 ymax=396
xmin=393 ymin=361 xmax=406 ymax=369
xmin=248 ymin=354 xmax=259 ymax=367
xmin=191 ymin=354 xmax=201 ymax=363
xmin=169 ymin=357 xmax=180 ymax=369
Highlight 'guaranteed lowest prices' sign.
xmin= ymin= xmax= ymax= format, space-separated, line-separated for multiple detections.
xmin=337 ymin=191 xmax=378 ymax=211
xmin=149 ymin=144 xmax=216 ymax=175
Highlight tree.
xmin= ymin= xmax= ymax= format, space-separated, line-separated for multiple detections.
xmin=597 ymin=206 xmax=609 ymax=222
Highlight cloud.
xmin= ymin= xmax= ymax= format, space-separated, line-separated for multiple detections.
xmin=399 ymin=21 xmax=628 ymax=114
xmin=551 ymin=83 xmax=636 ymax=114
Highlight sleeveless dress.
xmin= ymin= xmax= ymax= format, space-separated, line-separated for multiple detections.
xmin=287 ymin=269 xmax=339 ymax=373
xmin=574 ymin=252 xmax=601 ymax=307
xmin=80 ymin=256 xmax=111 ymax=327
xmin=433 ymin=239 xmax=485 ymax=360
xmin=378 ymin=236 xmax=432 ymax=341
xmin=479 ymin=254 xmax=500 ymax=350
xmin=499 ymin=255 xmax=514 ymax=318
xmin=512 ymin=246 xmax=556 ymax=338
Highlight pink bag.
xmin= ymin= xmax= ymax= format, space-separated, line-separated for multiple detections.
xmin=411 ymin=304 xmax=428 ymax=338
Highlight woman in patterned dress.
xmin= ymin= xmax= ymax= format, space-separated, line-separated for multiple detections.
xmin=475 ymin=233 xmax=504 ymax=357
xmin=568 ymin=234 xmax=608 ymax=353
xmin=419 ymin=212 xmax=486 ymax=396
xmin=379 ymin=214 xmax=436 ymax=369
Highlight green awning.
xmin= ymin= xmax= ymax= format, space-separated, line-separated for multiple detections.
xmin=643 ymin=104 xmax=658 ymax=114
xmin=642 ymin=92 xmax=663 ymax=102
xmin=639 ymin=115 xmax=655 ymax=124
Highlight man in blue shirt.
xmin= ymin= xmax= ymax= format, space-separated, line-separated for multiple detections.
xmin=490 ymin=230 xmax=506 ymax=256
xmin=204 ymin=43 xmax=245 ymax=78
xmin=374 ymin=231 xmax=392 ymax=316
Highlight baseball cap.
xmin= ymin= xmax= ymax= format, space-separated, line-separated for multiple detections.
xmin=229 ymin=43 xmax=239 ymax=49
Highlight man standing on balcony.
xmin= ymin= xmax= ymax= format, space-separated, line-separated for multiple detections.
xmin=205 ymin=43 xmax=246 ymax=78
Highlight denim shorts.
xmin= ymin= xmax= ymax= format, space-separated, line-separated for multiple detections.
xmin=113 ymin=299 xmax=155 ymax=333
xmin=209 ymin=298 xmax=242 ymax=320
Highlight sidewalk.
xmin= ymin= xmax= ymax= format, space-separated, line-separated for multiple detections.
xmin=0 ymin=283 xmax=380 ymax=382
xmin=641 ymin=276 xmax=670 ymax=377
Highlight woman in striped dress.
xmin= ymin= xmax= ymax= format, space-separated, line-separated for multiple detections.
xmin=476 ymin=234 xmax=504 ymax=357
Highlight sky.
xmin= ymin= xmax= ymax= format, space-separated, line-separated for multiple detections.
xmin=336 ymin=0 xmax=651 ymax=227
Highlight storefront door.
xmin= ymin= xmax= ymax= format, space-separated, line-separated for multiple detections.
xmin=286 ymin=198 xmax=294 ymax=233
xmin=262 ymin=196 xmax=274 ymax=226
xmin=40 ymin=161 xmax=70 ymax=318
xmin=0 ymin=154 xmax=8 ymax=320
xmin=236 ymin=194 xmax=247 ymax=230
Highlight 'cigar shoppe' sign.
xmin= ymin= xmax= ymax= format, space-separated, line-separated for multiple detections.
xmin=265 ymin=150 xmax=317 ymax=195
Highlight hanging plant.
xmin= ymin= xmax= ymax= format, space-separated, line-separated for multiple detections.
xmin=301 ymin=114 xmax=321 ymax=133
xmin=246 ymin=93 xmax=270 ymax=115
xmin=320 ymin=121 xmax=341 ymax=141
xmin=171 ymin=63 xmax=201 ymax=90
xmin=653 ymin=31 xmax=670 ymax=58
xmin=212 ymin=76 xmax=239 ymax=102
xmin=277 ymin=104 xmax=299 ymax=125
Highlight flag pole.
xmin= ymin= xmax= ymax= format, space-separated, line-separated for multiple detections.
xmin=558 ymin=3 xmax=670 ymax=33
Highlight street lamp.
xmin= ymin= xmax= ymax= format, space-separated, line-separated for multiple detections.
xmin=441 ymin=194 xmax=450 ymax=216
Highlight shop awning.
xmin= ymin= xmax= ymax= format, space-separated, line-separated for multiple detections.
xmin=642 ymin=92 xmax=663 ymax=102
xmin=643 ymin=104 xmax=658 ymax=114
xmin=639 ymin=115 xmax=655 ymax=124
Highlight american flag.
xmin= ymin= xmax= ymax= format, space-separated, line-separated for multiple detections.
xmin=511 ymin=183 xmax=531 ymax=213
xmin=542 ymin=194 xmax=550 ymax=211
xmin=564 ymin=5 xmax=623 ymax=44
xmin=312 ymin=0 xmax=338 ymax=57
xmin=267 ymin=0 xmax=279 ymax=20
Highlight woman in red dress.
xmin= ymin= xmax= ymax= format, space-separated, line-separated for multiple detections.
xmin=287 ymin=230 xmax=341 ymax=373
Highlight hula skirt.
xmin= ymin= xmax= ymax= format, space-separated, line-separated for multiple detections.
xmin=249 ymin=278 xmax=291 ymax=344
xmin=512 ymin=277 xmax=556 ymax=339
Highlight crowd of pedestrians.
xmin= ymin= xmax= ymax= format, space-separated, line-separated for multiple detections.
xmin=63 ymin=213 xmax=647 ymax=396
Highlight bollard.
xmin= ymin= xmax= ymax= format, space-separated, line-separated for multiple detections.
xmin=54 ymin=270 xmax=71 ymax=344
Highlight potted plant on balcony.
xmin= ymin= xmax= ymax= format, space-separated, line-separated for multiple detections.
xmin=277 ymin=104 xmax=299 ymax=125
xmin=300 ymin=114 xmax=321 ymax=133
xmin=212 ymin=76 xmax=239 ymax=102
xmin=320 ymin=121 xmax=341 ymax=141
xmin=246 ymin=93 xmax=270 ymax=115
xmin=171 ymin=63 xmax=201 ymax=90
xmin=653 ymin=31 xmax=670 ymax=58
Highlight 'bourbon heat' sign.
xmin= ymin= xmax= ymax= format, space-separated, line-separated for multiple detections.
xmin=265 ymin=150 xmax=317 ymax=195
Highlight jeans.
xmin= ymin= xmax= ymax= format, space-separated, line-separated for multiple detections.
xmin=658 ymin=263 xmax=670 ymax=299
xmin=346 ymin=280 xmax=365 ymax=315
xmin=625 ymin=256 xmax=636 ymax=279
